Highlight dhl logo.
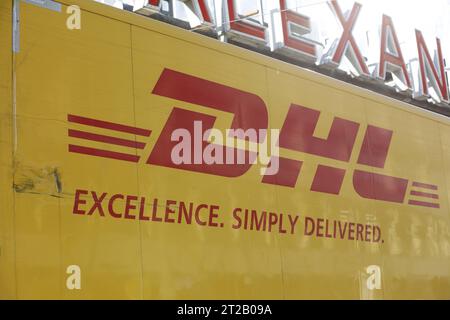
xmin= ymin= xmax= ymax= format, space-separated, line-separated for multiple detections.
xmin=67 ymin=69 xmax=440 ymax=209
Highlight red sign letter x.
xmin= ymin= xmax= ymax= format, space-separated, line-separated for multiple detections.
xmin=327 ymin=0 xmax=369 ymax=76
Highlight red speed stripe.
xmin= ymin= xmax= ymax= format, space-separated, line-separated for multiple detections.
xmin=408 ymin=200 xmax=440 ymax=209
xmin=68 ymin=129 xmax=146 ymax=149
xmin=410 ymin=190 xmax=439 ymax=200
xmin=412 ymin=182 xmax=438 ymax=190
xmin=68 ymin=114 xmax=151 ymax=137
xmin=69 ymin=145 xmax=140 ymax=163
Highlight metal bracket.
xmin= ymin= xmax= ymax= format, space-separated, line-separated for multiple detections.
xmin=12 ymin=0 xmax=20 ymax=53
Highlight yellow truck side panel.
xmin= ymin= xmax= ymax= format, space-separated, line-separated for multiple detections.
xmin=14 ymin=1 xmax=142 ymax=299
xmin=0 ymin=0 xmax=449 ymax=299
xmin=0 ymin=0 xmax=15 ymax=300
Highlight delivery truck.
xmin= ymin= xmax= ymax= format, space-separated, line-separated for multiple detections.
xmin=0 ymin=0 xmax=449 ymax=299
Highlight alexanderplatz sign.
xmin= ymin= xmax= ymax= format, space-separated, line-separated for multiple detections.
xmin=133 ymin=0 xmax=450 ymax=109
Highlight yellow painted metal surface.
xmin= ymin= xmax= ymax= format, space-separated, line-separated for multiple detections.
xmin=0 ymin=0 xmax=449 ymax=299
xmin=0 ymin=0 xmax=15 ymax=300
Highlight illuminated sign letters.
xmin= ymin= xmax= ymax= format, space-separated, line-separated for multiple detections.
xmin=135 ymin=0 xmax=450 ymax=107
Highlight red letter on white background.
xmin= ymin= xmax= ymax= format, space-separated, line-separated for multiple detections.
xmin=378 ymin=15 xmax=411 ymax=88
xmin=226 ymin=0 xmax=266 ymax=41
xmin=147 ymin=0 xmax=161 ymax=7
xmin=415 ymin=30 xmax=449 ymax=103
xmin=279 ymin=0 xmax=316 ymax=62
xmin=195 ymin=0 xmax=212 ymax=23
xmin=325 ymin=0 xmax=369 ymax=76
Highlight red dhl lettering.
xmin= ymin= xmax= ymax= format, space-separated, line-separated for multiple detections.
xmin=67 ymin=69 xmax=441 ymax=210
